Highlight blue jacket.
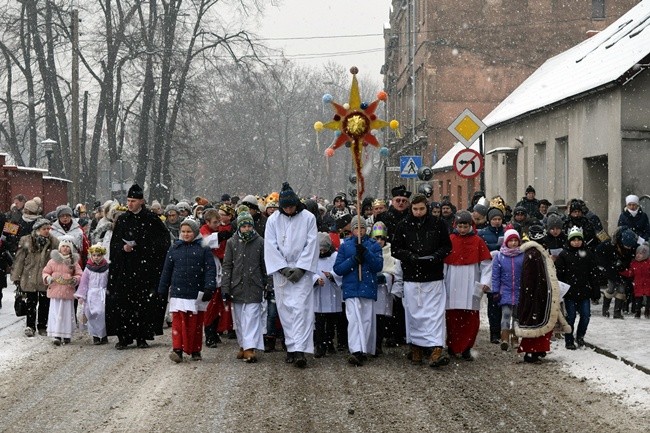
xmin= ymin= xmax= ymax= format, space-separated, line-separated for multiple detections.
xmin=157 ymin=237 xmax=217 ymax=300
xmin=478 ymin=224 xmax=505 ymax=252
xmin=333 ymin=235 xmax=383 ymax=301
xmin=491 ymin=250 xmax=524 ymax=306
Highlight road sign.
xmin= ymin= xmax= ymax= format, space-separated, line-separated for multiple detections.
xmin=448 ymin=108 xmax=487 ymax=148
xmin=399 ymin=156 xmax=422 ymax=178
xmin=453 ymin=148 xmax=483 ymax=179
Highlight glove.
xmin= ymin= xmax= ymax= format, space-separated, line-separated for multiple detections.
xmin=280 ymin=267 xmax=293 ymax=278
xmin=45 ymin=276 xmax=53 ymax=285
xmin=201 ymin=289 xmax=214 ymax=302
xmin=264 ymin=290 xmax=274 ymax=301
xmin=218 ymin=231 xmax=233 ymax=242
xmin=223 ymin=292 xmax=233 ymax=302
xmin=286 ymin=268 xmax=305 ymax=283
xmin=377 ymin=274 xmax=387 ymax=285
xmin=355 ymin=243 xmax=367 ymax=264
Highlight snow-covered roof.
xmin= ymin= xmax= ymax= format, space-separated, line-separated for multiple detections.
xmin=43 ymin=175 xmax=72 ymax=183
xmin=432 ymin=140 xmax=480 ymax=171
xmin=484 ymin=1 xmax=650 ymax=127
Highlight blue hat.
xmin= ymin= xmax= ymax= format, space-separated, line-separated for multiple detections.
xmin=279 ymin=182 xmax=300 ymax=208
xmin=621 ymin=229 xmax=638 ymax=248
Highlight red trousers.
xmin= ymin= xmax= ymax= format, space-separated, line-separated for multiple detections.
xmin=445 ymin=309 xmax=480 ymax=354
xmin=518 ymin=331 xmax=552 ymax=354
xmin=172 ymin=311 xmax=204 ymax=355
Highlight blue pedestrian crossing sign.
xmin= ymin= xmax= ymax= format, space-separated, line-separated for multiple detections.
xmin=399 ymin=156 xmax=422 ymax=178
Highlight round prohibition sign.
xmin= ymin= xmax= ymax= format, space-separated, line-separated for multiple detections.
xmin=453 ymin=148 xmax=483 ymax=179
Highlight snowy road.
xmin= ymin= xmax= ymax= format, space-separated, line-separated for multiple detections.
xmin=0 ymin=293 xmax=647 ymax=433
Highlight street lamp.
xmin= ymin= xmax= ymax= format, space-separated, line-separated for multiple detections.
xmin=41 ymin=138 xmax=57 ymax=174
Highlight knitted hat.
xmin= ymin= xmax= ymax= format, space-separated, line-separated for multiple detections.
xmin=150 ymin=200 xmax=162 ymax=211
xmin=371 ymin=221 xmax=388 ymax=239
xmin=525 ymin=185 xmax=535 ymax=194
xmin=32 ymin=218 xmax=51 ymax=231
xmin=487 ymin=207 xmax=504 ymax=221
xmin=88 ymin=243 xmax=107 ymax=256
xmin=504 ymin=229 xmax=520 ymax=245
xmin=636 ymin=244 xmax=650 ymax=260
xmin=127 ymin=184 xmax=144 ymax=199
xmin=472 ymin=203 xmax=488 ymax=217
xmin=180 ymin=218 xmax=200 ymax=237
xmin=336 ymin=214 xmax=353 ymax=231
xmin=455 ymin=210 xmax=473 ymax=225
xmin=24 ymin=199 xmax=40 ymax=214
xmin=56 ymin=205 xmax=73 ymax=218
xmin=164 ymin=204 xmax=179 ymax=216
xmin=569 ymin=199 xmax=584 ymax=213
xmin=241 ymin=195 xmax=260 ymax=211
xmin=626 ymin=195 xmax=639 ymax=205
xmin=266 ymin=201 xmax=278 ymax=209
xmin=176 ymin=201 xmax=191 ymax=213
xmin=529 ymin=225 xmax=546 ymax=241
xmin=220 ymin=194 xmax=231 ymax=203
xmin=318 ymin=232 xmax=333 ymax=251
xmin=513 ymin=205 xmax=527 ymax=216
xmin=620 ymin=229 xmax=638 ymax=248
xmin=567 ymin=226 xmax=584 ymax=241
xmin=350 ymin=217 xmax=367 ymax=231
xmin=58 ymin=235 xmax=76 ymax=252
xmin=236 ymin=211 xmax=254 ymax=229
xmin=546 ymin=213 xmax=564 ymax=230
xmin=279 ymin=182 xmax=300 ymax=208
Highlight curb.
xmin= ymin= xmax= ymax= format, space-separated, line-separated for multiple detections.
xmin=585 ymin=341 xmax=650 ymax=375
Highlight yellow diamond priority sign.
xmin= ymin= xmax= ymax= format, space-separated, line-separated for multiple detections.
xmin=448 ymin=108 xmax=487 ymax=148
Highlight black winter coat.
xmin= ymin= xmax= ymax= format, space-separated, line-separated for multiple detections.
xmin=376 ymin=206 xmax=409 ymax=243
xmin=617 ymin=209 xmax=650 ymax=240
xmin=391 ymin=213 xmax=451 ymax=282
xmin=554 ymin=246 xmax=600 ymax=301
xmin=595 ymin=235 xmax=634 ymax=283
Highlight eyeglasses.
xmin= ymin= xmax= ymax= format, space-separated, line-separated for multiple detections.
xmin=393 ymin=198 xmax=408 ymax=204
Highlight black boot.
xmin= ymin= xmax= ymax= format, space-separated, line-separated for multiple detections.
xmin=294 ymin=352 xmax=307 ymax=368
xmin=314 ymin=344 xmax=326 ymax=359
xmin=602 ymin=297 xmax=611 ymax=317
xmin=264 ymin=335 xmax=276 ymax=353
xmin=285 ymin=352 xmax=295 ymax=363
xmin=613 ymin=299 xmax=625 ymax=319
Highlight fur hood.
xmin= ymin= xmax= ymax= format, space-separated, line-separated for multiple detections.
xmin=49 ymin=249 xmax=80 ymax=265
xmin=515 ymin=241 xmax=571 ymax=338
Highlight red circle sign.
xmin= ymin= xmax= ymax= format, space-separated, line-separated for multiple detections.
xmin=453 ymin=148 xmax=483 ymax=179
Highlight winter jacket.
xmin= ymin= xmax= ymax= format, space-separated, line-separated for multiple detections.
xmin=491 ymin=249 xmax=524 ymax=306
xmin=157 ymin=237 xmax=217 ymax=300
xmin=375 ymin=206 xmax=409 ymax=243
xmin=333 ymin=235 xmax=383 ymax=301
xmin=478 ymin=224 xmax=505 ymax=251
xmin=50 ymin=219 xmax=85 ymax=253
xmin=221 ymin=232 xmax=266 ymax=303
xmin=540 ymin=233 xmax=567 ymax=253
xmin=11 ymin=234 xmax=59 ymax=292
xmin=620 ymin=259 xmax=650 ymax=297
xmin=595 ymin=230 xmax=635 ymax=283
xmin=42 ymin=251 xmax=83 ymax=300
xmin=617 ymin=208 xmax=650 ymax=241
xmin=554 ymin=245 xmax=600 ymax=301
xmin=391 ymin=213 xmax=451 ymax=282
xmin=563 ymin=216 xmax=599 ymax=249
xmin=515 ymin=197 xmax=543 ymax=220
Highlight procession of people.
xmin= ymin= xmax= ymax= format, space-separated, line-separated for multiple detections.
xmin=4 ymin=183 xmax=648 ymax=367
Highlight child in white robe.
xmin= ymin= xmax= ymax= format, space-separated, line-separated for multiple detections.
xmin=75 ymin=243 xmax=110 ymax=344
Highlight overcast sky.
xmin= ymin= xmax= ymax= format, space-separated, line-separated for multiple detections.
xmin=257 ymin=0 xmax=392 ymax=85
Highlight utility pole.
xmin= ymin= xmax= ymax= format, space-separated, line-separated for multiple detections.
xmin=71 ymin=9 xmax=80 ymax=204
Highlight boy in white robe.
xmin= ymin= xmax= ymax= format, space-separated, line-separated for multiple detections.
xmin=264 ymin=182 xmax=319 ymax=368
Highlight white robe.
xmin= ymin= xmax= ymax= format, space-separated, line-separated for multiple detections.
xmin=264 ymin=209 xmax=319 ymax=353
xmin=312 ymin=253 xmax=343 ymax=313
xmin=234 ymin=303 xmax=264 ymax=351
xmin=346 ymin=297 xmax=376 ymax=355
xmin=444 ymin=260 xmax=492 ymax=311
xmin=403 ymin=280 xmax=446 ymax=347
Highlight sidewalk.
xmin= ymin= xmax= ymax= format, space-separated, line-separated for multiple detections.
xmin=581 ymin=301 xmax=650 ymax=374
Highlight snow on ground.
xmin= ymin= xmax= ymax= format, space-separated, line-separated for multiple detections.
xmin=1 ymin=283 xmax=649 ymax=410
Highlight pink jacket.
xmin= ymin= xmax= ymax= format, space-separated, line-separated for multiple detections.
xmin=42 ymin=251 xmax=83 ymax=300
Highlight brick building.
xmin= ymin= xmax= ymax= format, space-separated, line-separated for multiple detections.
xmin=382 ymin=0 xmax=638 ymax=208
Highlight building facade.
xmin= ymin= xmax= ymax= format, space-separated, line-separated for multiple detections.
xmin=382 ymin=0 xmax=638 ymax=208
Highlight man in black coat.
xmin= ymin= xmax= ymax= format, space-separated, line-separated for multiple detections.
xmin=105 ymin=184 xmax=171 ymax=349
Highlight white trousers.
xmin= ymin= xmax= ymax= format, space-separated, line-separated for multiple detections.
xmin=233 ymin=303 xmax=264 ymax=351
xmin=345 ymin=297 xmax=376 ymax=355
xmin=403 ymin=280 xmax=446 ymax=347
xmin=273 ymin=274 xmax=315 ymax=353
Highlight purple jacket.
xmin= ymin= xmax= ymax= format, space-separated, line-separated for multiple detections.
xmin=491 ymin=251 xmax=524 ymax=306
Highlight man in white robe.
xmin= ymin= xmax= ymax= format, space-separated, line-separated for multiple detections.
xmin=264 ymin=182 xmax=319 ymax=368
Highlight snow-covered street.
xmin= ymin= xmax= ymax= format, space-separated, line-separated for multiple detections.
xmin=0 ymin=284 xmax=647 ymax=433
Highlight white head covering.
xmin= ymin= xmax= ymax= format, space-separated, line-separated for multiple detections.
xmin=626 ymin=195 xmax=640 ymax=205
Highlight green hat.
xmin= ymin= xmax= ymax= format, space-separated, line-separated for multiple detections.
xmin=236 ymin=211 xmax=254 ymax=229
xmin=567 ymin=226 xmax=584 ymax=240
xmin=371 ymin=221 xmax=388 ymax=238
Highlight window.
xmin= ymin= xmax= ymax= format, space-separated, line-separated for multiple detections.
xmin=554 ymin=137 xmax=568 ymax=204
xmin=592 ymin=0 xmax=605 ymax=19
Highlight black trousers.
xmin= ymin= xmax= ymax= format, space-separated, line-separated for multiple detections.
xmin=314 ymin=312 xmax=338 ymax=348
xmin=25 ymin=291 xmax=49 ymax=330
